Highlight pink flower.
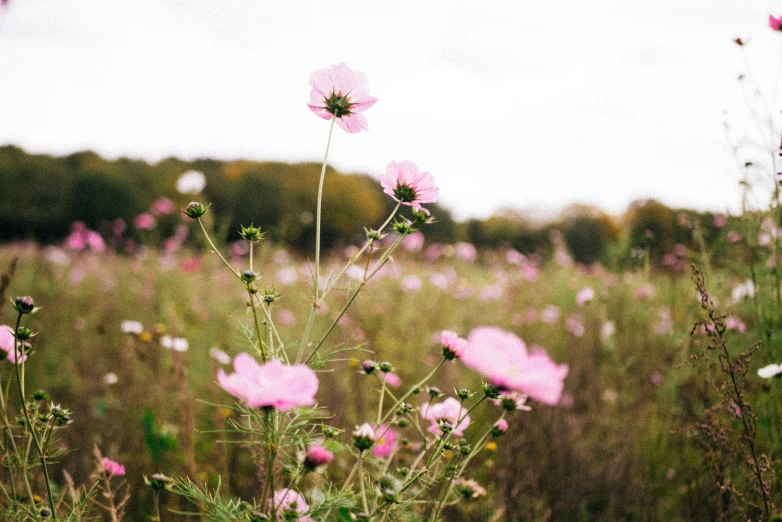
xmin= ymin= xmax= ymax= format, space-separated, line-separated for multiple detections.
xmin=0 ymin=325 xmax=26 ymax=364
xmin=440 ymin=330 xmax=468 ymax=360
xmin=400 ymin=274 xmax=423 ymax=292
xmin=65 ymin=222 xmax=87 ymax=250
xmin=380 ymin=160 xmax=439 ymax=211
xmin=455 ymin=242 xmax=477 ymax=263
xmin=402 ymin=232 xmax=425 ymax=253
xmin=135 ymin=213 xmax=156 ymax=230
xmin=304 ymin=445 xmax=334 ymax=470
xmin=421 ymin=397 xmax=471 ymax=437
xmin=576 ymin=287 xmax=595 ymax=306
xmin=492 ymin=418 xmax=509 ymax=436
xmin=770 ymin=15 xmax=782 ymax=31
xmin=464 ymin=327 xmax=568 ymax=405
xmin=382 ymin=372 xmax=402 ymax=387
xmin=102 ymin=457 xmax=126 ymax=477
xmin=217 ymin=354 xmax=318 ymax=411
xmin=151 ymin=197 xmax=175 ymax=216
xmin=372 ymin=424 xmax=397 ymax=458
xmin=84 ymin=230 xmax=105 ymax=252
xmin=271 ymin=489 xmax=312 ymax=521
xmin=308 ymin=62 xmax=378 ymax=133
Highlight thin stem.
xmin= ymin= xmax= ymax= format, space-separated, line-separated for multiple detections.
xmin=197 ymin=218 xmax=240 ymax=281
xmin=314 ymin=117 xmax=337 ymax=303
xmin=358 ymin=452 xmax=369 ymax=514
xmin=378 ymin=359 xmax=447 ymax=427
xmin=247 ymin=290 xmax=267 ymax=362
xmin=154 ymin=491 xmax=161 ymax=521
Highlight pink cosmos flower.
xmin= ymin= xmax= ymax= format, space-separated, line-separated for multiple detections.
xmin=0 ymin=325 xmax=26 ymax=364
xmin=455 ymin=242 xmax=477 ymax=263
xmin=135 ymin=213 xmax=156 ymax=230
xmin=576 ymin=287 xmax=595 ymax=306
xmin=151 ymin=197 xmax=175 ymax=216
xmin=102 ymin=457 xmax=126 ymax=477
xmin=440 ymin=330 xmax=468 ymax=360
xmin=492 ymin=418 xmax=509 ymax=435
xmin=217 ymin=354 xmax=318 ymax=411
xmin=271 ymin=489 xmax=312 ymax=521
xmin=380 ymin=160 xmax=439 ymax=211
xmin=421 ymin=397 xmax=471 ymax=437
xmin=400 ymin=274 xmax=423 ymax=292
xmin=382 ymin=372 xmax=402 ymax=387
xmin=308 ymin=62 xmax=378 ymax=133
xmin=771 ymin=15 xmax=782 ymax=31
xmin=372 ymin=424 xmax=398 ymax=458
xmin=402 ymin=231 xmax=425 ymax=253
xmin=464 ymin=327 xmax=568 ymax=405
xmin=304 ymin=445 xmax=334 ymax=470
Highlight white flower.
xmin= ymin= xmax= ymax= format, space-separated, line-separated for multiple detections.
xmin=757 ymin=364 xmax=782 ymax=379
xmin=176 ymin=170 xmax=206 ymax=195
xmin=209 ymin=347 xmax=231 ymax=365
xmin=731 ymin=280 xmax=755 ymax=303
xmin=103 ymin=372 xmax=119 ymax=385
xmin=120 ymin=320 xmax=143 ymax=335
xmin=160 ymin=335 xmax=188 ymax=351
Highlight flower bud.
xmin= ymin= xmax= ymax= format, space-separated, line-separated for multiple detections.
xmin=183 ymin=202 xmax=208 ymax=219
xmin=396 ymin=419 xmax=409 ymax=428
xmin=352 ymin=423 xmax=375 ymax=451
xmin=39 ymin=508 xmax=51 ymax=518
xmin=15 ymin=327 xmax=35 ymax=341
xmin=482 ymin=383 xmax=500 ymax=399
xmin=304 ymin=445 xmax=334 ymax=471
xmin=145 ymin=473 xmax=173 ymax=492
xmin=13 ymin=296 xmax=35 ymax=314
xmin=261 ymin=289 xmax=281 ymax=304
xmin=33 ymin=390 xmax=48 ymax=401
xmin=322 ymin=425 xmax=339 ymax=438
xmin=239 ymin=224 xmax=265 ymax=242
xmin=395 ymin=402 xmax=413 ymax=416
xmin=249 ymin=512 xmax=270 ymax=522
xmin=411 ymin=207 xmax=435 ymax=224
xmin=412 ymin=386 xmax=421 ymax=395
xmin=365 ymin=227 xmax=384 ymax=241
xmin=459 ymin=443 xmax=472 ymax=455
xmin=392 ymin=218 xmax=414 ymax=235
xmin=437 ymin=420 xmax=453 ymax=434
xmin=378 ymin=361 xmax=394 ymax=373
xmin=241 ymin=270 xmax=257 ymax=283
xmin=428 ymin=386 xmax=442 ymax=398
xmin=492 ymin=418 xmax=509 ymax=437
xmin=361 ymin=360 xmax=377 ymax=375
xmin=455 ymin=388 xmax=472 ymax=400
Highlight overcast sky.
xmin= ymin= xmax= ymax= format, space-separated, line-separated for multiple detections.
xmin=1 ymin=1 xmax=781 ymax=220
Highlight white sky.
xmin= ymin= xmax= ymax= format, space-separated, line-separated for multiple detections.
xmin=1 ymin=1 xmax=781 ymax=221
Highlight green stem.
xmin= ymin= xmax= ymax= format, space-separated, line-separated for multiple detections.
xmin=358 ymin=452 xmax=369 ymax=514
xmin=314 ymin=117 xmax=337 ymax=303
xmin=247 ymin=290 xmax=267 ymax=362
xmin=197 ymin=218 xmax=240 ymax=281
xmin=378 ymin=359 xmax=446 ymax=427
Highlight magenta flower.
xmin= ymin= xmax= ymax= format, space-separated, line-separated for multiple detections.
xmin=464 ymin=327 xmax=568 ymax=406
xmin=382 ymin=371 xmax=402 ymax=387
xmin=308 ymin=62 xmax=378 ymax=133
xmin=380 ymin=160 xmax=439 ymax=211
xmin=151 ymin=197 xmax=176 ymax=216
xmin=271 ymin=489 xmax=312 ymax=521
xmin=440 ymin=330 xmax=468 ymax=360
xmin=492 ymin=418 xmax=509 ymax=436
xmin=217 ymin=354 xmax=318 ymax=411
xmin=421 ymin=397 xmax=471 ymax=437
xmin=0 ymin=325 xmax=26 ymax=364
xmin=135 ymin=213 xmax=156 ymax=230
xmin=770 ymin=15 xmax=782 ymax=31
xmin=304 ymin=445 xmax=334 ymax=470
xmin=372 ymin=424 xmax=398 ymax=458
xmin=101 ymin=457 xmax=126 ymax=477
